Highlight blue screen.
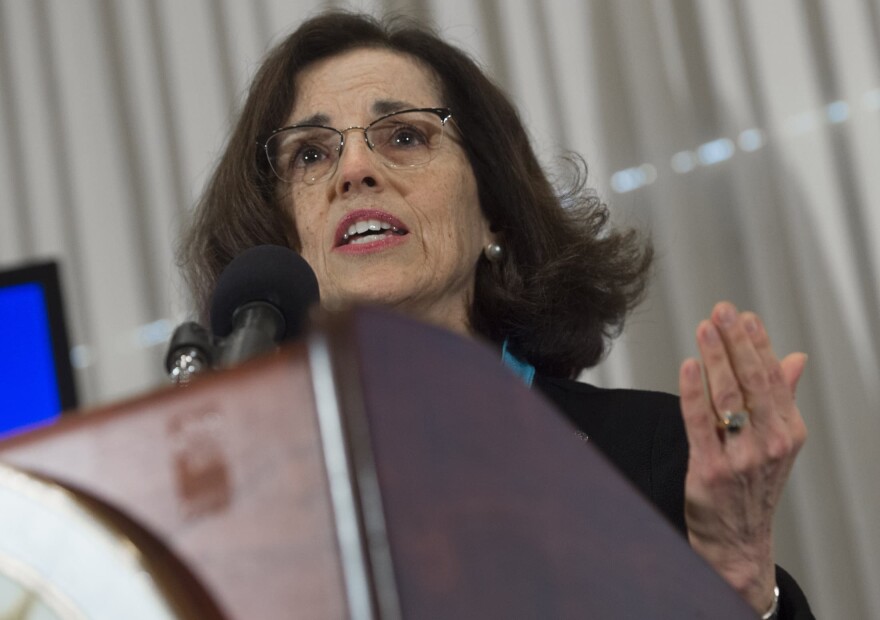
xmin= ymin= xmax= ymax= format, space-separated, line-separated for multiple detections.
xmin=0 ymin=282 xmax=62 ymax=435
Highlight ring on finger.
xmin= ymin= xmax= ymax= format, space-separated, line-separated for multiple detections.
xmin=718 ymin=409 xmax=749 ymax=434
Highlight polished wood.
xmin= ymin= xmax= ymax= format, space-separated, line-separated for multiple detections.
xmin=1 ymin=307 xmax=755 ymax=618
xmin=0 ymin=344 xmax=346 ymax=620
xmin=327 ymin=307 xmax=755 ymax=619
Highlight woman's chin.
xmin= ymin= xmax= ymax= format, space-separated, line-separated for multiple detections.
xmin=320 ymin=292 xmax=473 ymax=338
xmin=319 ymin=287 xmax=413 ymax=312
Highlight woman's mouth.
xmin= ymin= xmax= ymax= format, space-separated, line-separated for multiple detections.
xmin=334 ymin=209 xmax=410 ymax=253
xmin=340 ymin=218 xmax=408 ymax=245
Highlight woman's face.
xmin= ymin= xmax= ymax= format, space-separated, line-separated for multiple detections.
xmin=284 ymin=48 xmax=493 ymax=335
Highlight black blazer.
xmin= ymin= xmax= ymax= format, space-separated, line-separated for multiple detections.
xmin=534 ymin=374 xmax=815 ymax=620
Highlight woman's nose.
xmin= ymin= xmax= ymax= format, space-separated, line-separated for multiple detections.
xmin=334 ymin=130 xmax=380 ymax=194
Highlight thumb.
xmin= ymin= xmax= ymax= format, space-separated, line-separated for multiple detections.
xmin=781 ymin=352 xmax=808 ymax=395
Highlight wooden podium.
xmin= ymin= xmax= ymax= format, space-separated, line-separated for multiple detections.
xmin=0 ymin=307 xmax=754 ymax=618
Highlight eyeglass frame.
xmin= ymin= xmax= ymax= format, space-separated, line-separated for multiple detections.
xmin=257 ymin=107 xmax=455 ymax=184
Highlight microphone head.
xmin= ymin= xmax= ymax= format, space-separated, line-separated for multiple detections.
xmin=209 ymin=245 xmax=320 ymax=340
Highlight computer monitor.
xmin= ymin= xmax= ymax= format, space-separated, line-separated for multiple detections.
xmin=0 ymin=261 xmax=78 ymax=437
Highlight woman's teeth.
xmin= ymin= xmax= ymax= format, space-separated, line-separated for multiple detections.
xmin=342 ymin=219 xmax=404 ymax=243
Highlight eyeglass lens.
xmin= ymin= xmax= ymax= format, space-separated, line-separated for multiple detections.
xmin=265 ymin=109 xmax=448 ymax=184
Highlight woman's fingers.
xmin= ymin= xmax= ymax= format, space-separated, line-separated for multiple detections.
xmin=679 ymin=357 xmax=723 ymax=461
xmin=696 ymin=319 xmax=746 ymax=419
xmin=706 ymin=303 xmax=774 ymax=433
xmin=738 ymin=312 xmax=808 ymax=447
xmin=681 ymin=301 xmax=807 ymax=461
xmin=780 ymin=352 xmax=808 ymax=395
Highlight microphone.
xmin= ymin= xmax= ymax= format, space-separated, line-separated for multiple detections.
xmin=210 ymin=245 xmax=320 ymax=368
xmin=165 ymin=321 xmax=214 ymax=384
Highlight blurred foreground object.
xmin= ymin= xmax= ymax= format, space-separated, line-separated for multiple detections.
xmin=1 ymin=307 xmax=754 ymax=619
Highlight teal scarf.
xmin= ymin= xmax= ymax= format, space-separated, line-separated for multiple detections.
xmin=501 ymin=339 xmax=535 ymax=387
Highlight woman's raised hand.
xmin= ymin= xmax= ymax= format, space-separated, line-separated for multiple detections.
xmin=678 ymin=301 xmax=808 ymax=614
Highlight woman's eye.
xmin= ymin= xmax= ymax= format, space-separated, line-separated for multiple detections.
xmin=293 ymin=145 xmax=328 ymax=168
xmin=388 ymin=125 xmax=427 ymax=148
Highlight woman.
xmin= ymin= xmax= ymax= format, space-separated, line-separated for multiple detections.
xmin=179 ymin=12 xmax=812 ymax=618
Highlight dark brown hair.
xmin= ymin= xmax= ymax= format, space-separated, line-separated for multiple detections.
xmin=177 ymin=11 xmax=652 ymax=378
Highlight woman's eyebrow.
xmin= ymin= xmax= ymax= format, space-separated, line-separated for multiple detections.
xmin=291 ymin=112 xmax=331 ymax=126
xmin=291 ymin=99 xmax=416 ymax=127
xmin=372 ymin=99 xmax=416 ymax=116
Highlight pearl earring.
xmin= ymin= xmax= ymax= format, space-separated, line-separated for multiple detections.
xmin=484 ymin=242 xmax=503 ymax=262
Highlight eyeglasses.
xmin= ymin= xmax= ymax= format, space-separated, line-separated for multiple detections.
xmin=260 ymin=107 xmax=454 ymax=185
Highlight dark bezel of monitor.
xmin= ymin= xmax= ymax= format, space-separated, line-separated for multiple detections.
xmin=0 ymin=261 xmax=78 ymax=412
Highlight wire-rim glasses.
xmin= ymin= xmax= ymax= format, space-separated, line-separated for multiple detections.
xmin=259 ymin=107 xmax=453 ymax=185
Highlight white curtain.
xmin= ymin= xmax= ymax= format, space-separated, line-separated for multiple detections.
xmin=1 ymin=0 xmax=877 ymax=616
